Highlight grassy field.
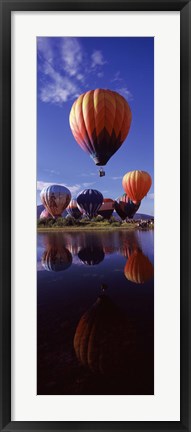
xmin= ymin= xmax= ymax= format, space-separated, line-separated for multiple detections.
xmin=37 ymin=221 xmax=154 ymax=232
xmin=37 ymin=215 xmax=154 ymax=232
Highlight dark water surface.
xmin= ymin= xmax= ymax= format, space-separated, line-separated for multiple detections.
xmin=37 ymin=229 xmax=154 ymax=395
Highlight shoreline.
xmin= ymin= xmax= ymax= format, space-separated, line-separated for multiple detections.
xmin=37 ymin=225 xmax=154 ymax=233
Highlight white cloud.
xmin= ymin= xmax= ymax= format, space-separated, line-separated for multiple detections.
xmin=37 ymin=181 xmax=82 ymax=195
xmin=38 ymin=37 xmax=53 ymax=64
xmin=111 ymin=176 xmax=122 ymax=180
xmin=82 ymin=182 xmax=95 ymax=187
xmin=61 ymin=38 xmax=83 ymax=77
xmin=37 ymin=181 xmax=97 ymax=196
xmin=44 ymin=168 xmax=60 ymax=175
xmin=38 ymin=38 xmax=81 ymax=105
xmin=91 ymin=50 xmax=106 ymax=68
xmin=116 ymin=87 xmax=133 ymax=101
xmin=147 ymin=193 xmax=154 ymax=200
xmin=37 ymin=38 xmax=119 ymax=107
xmin=79 ymin=172 xmax=97 ymax=177
xmin=111 ymin=71 xmax=123 ymax=83
xmin=40 ymin=76 xmax=79 ymax=104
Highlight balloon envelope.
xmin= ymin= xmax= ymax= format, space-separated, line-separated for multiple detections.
xmin=114 ymin=193 xmax=140 ymax=220
xmin=39 ymin=209 xmax=51 ymax=219
xmin=97 ymin=198 xmax=114 ymax=219
xmin=66 ymin=199 xmax=82 ymax=219
xmin=40 ymin=184 xmax=71 ymax=218
xmin=69 ymin=89 xmax=132 ymax=166
xmin=77 ymin=189 xmax=103 ymax=218
xmin=122 ymin=170 xmax=152 ymax=204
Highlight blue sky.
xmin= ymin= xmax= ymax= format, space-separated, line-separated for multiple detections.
xmin=37 ymin=37 xmax=154 ymax=215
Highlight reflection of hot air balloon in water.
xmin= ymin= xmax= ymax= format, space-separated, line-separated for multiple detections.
xmin=41 ymin=234 xmax=72 ymax=272
xmin=97 ymin=198 xmax=114 ymax=219
xmin=77 ymin=189 xmax=103 ymax=218
xmin=78 ymin=246 xmax=105 ymax=266
xmin=69 ymin=89 xmax=132 ymax=173
xmin=40 ymin=185 xmax=71 ymax=219
xmin=39 ymin=208 xmax=51 ymax=219
xmin=74 ymin=294 xmax=135 ymax=375
xmin=114 ymin=193 xmax=140 ymax=220
xmin=124 ymin=249 xmax=154 ymax=283
xmin=122 ymin=170 xmax=152 ymax=204
xmin=66 ymin=199 xmax=82 ymax=219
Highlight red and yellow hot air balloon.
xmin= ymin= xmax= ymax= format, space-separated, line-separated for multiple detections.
xmin=122 ymin=170 xmax=152 ymax=204
xmin=69 ymin=89 xmax=132 ymax=167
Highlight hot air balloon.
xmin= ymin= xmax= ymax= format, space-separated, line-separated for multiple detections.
xmin=39 ymin=208 xmax=51 ymax=219
xmin=40 ymin=184 xmax=71 ymax=219
xmin=124 ymin=249 xmax=154 ymax=284
xmin=114 ymin=193 xmax=140 ymax=220
xmin=122 ymin=170 xmax=152 ymax=204
xmin=78 ymin=246 xmax=105 ymax=266
xmin=74 ymin=294 xmax=135 ymax=375
xmin=66 ymin=199 xmax=82 ymax=219
xmin=77 ymin=189 xmax=103 ymax=218
xmin=97 ymin=198 xmax=114 ymax=219
xmin=69 ymin=89 xmax=132 ymax=168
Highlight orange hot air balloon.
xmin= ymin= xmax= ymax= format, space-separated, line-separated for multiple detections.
xmin=69 ymin=89 xmax=132 ymax=166
xmin=122 ymin=170 xmax=152 ymax=204
xmin=124 ymin=249 xmax=154 ymax=284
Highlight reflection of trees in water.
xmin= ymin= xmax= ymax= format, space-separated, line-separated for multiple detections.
xmin=41 ymin=233 xmax=72 ymax=272
xmin=74 ymin=294 xmax=136 ymax=376
xmin=118 ymin=230 xmax=141 ymax=258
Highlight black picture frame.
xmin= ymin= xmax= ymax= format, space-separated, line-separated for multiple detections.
xmin=0 ymin=0 xmax=190 ymax=431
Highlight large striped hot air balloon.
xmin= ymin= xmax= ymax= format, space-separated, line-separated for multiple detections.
xmin=40 ymin=184 xmax=71 ymax=219
xmin=66 ymin=199 xmax=82 ymax=219
xmin=69 ymin=89 xmax=132 ymax=167
xmin=114 ymin=193 xmax=140 ymax=220
xmin=77 ymin=189 xmax=103 ymax=218
xmin=97 ymin=198 xmax=114 ymax=219
xmin=122 ymin=170 xmax=152 ymax=204
xmin=39 ymin=208 xmax=51 ymax=220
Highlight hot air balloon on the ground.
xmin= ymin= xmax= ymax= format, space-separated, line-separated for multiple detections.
xmin=114 ymin=193 xmax=140 ymax=220
xmin=78 ymin=246 xmax=105 ymax=266
xmin=77 ymin=189 xmax=103 ymax=218
xmin=97 ymin=198 xmax=114 ymax=219
xmin=40 ymin=184 xmax=71 ymax=219
xmin=124 ymin=249 xmax=154 ymax=283
xmin=74 ymin=293 xmax=135 ymax=375
xmin=69 ymin=89 xmax=132 ymax=170
xmin=66 ymin=199 xmax=82 ymax=219
xmin=122 ymin=170 xmax=152 ymax=204
xmin=39 ymin=208 xmax=51 ymax=220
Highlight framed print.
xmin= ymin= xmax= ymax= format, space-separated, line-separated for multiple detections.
xmin=0 ymin=0 xmax=190 ymax=431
